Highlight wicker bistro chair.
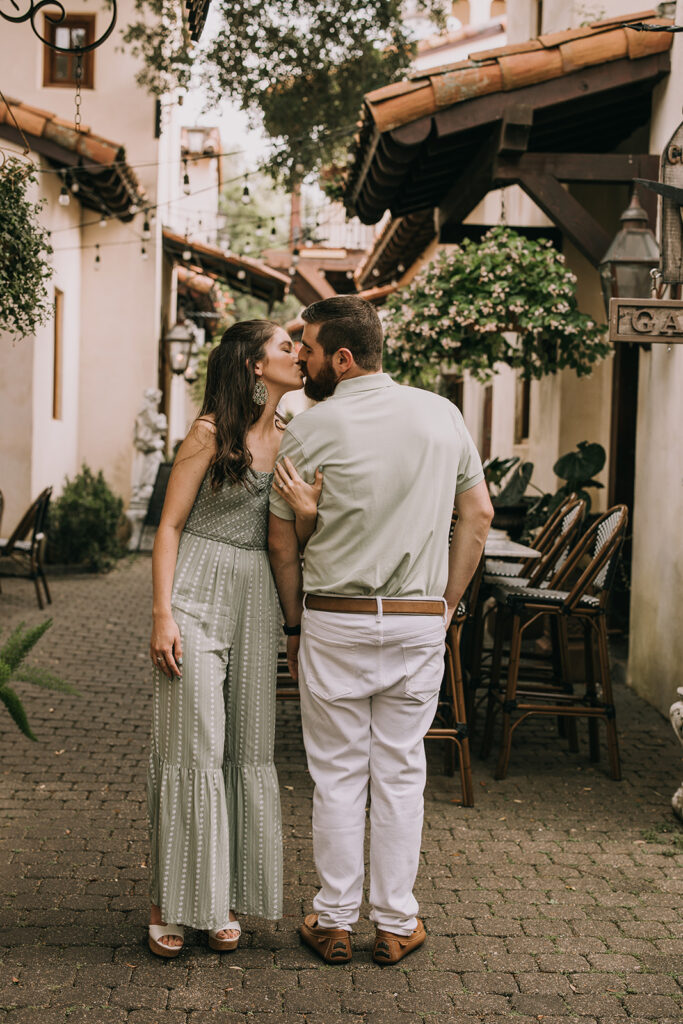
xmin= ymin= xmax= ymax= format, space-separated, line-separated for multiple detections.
xmin=481 ymin=505 xmax=628 ymax=782
xmin=484 ymin=494 xmax=582 ymax=584
xmin=0 ymin=487 xmax=53 ymax=609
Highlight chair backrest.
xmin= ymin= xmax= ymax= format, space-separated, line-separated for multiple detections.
xmin=553 ymin=505 xmax=628 ymax=611
xmin=528 ymin=498 xmax=586 ymax=586
xmin=1 ymin=487 xmax=52 ymax=557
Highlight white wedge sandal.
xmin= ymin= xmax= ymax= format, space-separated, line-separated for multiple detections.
xmin=148 ymin=923 xmax=184 ymax=958
xmin=208 ymin=917 xmax=241 ymax=952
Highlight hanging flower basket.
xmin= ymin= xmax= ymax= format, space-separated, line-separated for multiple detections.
xmin=0 ymin=157 xmax=54 ymax=341
xmin=382 ymin=225 xmax=610 ymax=388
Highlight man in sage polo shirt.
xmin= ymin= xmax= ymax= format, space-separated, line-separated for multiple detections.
xmin=268 ymin=296 xmax=493 ymax=966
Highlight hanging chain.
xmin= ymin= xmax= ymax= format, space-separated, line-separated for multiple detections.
xmin=74 ymin=52 xmax=83 ymax=133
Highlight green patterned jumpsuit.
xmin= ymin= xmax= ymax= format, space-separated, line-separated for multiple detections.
xmin=147 ymin=469 xmax=283 ymax=930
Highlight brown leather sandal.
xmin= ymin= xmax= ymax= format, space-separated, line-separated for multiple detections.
xmin=373 ymin=918 xmax=426 ymax=965
xmin=300 ymin=913 xmax=352 ymax=964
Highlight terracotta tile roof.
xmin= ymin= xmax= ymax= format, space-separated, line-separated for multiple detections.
xmin=163 ymin=229 xmax=290 ymax=305
xmin=355 ymin=211 xmax=436 ymax=289
xmin=0 ymin=97 xmax=144 ymax=221
xmin=345 ymin=9 xmax=673 ymax=225
xmin=363 ymin=11 xmax=672 ymax=134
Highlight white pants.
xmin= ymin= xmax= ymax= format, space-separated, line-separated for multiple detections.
xmin=298 ymin=605 xmax=447 ymax=935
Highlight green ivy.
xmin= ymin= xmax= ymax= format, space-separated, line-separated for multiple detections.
xmin=0 ymin=158 xmax=54 ymax=340
xmin=382 ymin=226 xmax=611 ymax=387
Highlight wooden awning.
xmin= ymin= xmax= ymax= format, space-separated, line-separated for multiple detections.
xmin=343 ymin=10 xmax=670 ymax=269
xmin=0 ymin=97 xmax=144 ymax=221
xmin=163 ymin=230 xmax=289 ymax=305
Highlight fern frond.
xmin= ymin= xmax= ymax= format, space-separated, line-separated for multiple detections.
xmin=0 ymin=685 xmax=37 ymax=741
xmin=13 ymin=666 xmax=78 ymax=695
xmin=1 ymin=620 xmax=53 ymax=673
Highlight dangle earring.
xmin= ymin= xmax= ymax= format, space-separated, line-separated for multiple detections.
xmin=253 ymin=378 xmax=268 ymax=405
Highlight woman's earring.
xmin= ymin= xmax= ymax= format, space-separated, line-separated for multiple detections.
xmin=253 ymin=378 xmax=268 ymax=405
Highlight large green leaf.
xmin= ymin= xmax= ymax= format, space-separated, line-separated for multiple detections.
xmin=554 ymin=442 xmax=606 ymax=486
xmin=0 ymin=620 xmax=53 ymax=674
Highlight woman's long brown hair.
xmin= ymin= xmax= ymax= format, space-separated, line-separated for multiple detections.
xmin=198 ymin=319 xmax=281 ymax=491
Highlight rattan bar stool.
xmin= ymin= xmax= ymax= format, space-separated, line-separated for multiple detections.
xmin=481 ymin=505 xmax=628 ymax=781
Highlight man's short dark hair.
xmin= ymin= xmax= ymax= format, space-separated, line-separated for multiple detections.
xmin=301 ymin=296 xmax=383 ymax=371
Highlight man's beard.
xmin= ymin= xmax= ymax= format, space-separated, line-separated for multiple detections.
xmin=303 ymin=358 xmax=339 ymax=401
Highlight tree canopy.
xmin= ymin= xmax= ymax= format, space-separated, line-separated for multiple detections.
xmin=123 ymin=1 xmax=448 ymax=188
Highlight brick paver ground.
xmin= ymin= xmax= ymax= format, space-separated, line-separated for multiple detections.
xmin=1 ymin=556 xmax=682 ymax=1024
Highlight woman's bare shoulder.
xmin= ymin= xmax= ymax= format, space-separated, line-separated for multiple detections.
xmin=195 ymin=415 xmax=216 ymax=434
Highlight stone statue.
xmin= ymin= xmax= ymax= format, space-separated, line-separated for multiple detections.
xmin=670 ymin=688 xmax=683 ymax=821
xmin=127 ymin=388 xmax=167 ymax=549
xmin=131 ymin=388 xmax=168 ymax=503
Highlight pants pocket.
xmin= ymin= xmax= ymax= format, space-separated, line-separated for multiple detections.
xmin=402 ymin=635 xmax=446 ymax=703
xmin=301 ymin=633 xmax=356 ymax=702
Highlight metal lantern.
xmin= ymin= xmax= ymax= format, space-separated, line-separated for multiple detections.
xmin=599 ymin=191 xmax=660 ymax=316
xmin=164 ymin=321 xmax=194 ymax=375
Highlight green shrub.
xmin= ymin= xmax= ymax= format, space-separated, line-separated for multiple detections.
xmin=47 ymin=465 xmax=125 ymax=571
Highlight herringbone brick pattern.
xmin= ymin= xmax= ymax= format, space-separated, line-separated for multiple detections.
xmin=1 ymin=557 xmax=682 ymax=1023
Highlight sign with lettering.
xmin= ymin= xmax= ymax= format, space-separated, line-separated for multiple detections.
xmin=609 ymin=298 xmax=683 ymax=344
xmin=661 ymin=121 xmax=683 ymax=284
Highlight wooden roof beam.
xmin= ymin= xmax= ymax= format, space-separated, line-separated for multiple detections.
xmin=511 ymin=172 xmax=611 ymax=266
xmin=495 ymin=152 xmax=659 ymax=183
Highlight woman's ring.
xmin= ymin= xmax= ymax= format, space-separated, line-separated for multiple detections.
xmin=156 ymin=656 xmax=163 ymax=663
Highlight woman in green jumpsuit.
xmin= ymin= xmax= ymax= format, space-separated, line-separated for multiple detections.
xmin=147 ymin=321 xmax=321 ymax=957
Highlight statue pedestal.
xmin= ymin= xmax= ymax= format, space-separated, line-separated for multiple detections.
xmin=669 ymin=687 xmax=683 ymax=821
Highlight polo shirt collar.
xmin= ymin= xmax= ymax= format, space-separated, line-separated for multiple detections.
xmin=331 ymin=373 xmax=395 ymax=399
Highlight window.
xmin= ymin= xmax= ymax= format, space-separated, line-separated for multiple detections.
xmin=514 ymin=376 xmax=531 ymax=445
xmin=53 ymin=289 xmax=63 ymax=420
xmin=43 ymin=16 xmax=95 ymax=88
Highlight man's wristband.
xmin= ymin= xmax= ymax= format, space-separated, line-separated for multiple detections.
xmin=282 ymin=623 xmax=301 ymax=636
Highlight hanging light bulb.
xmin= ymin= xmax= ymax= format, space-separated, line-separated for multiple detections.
xmin=183 ymin=160 xmax=191 ymax=195
xmin=141 ymin=245 xmax=148 ymax=260
xmin=182 ymin=248 xmax=192 ymax=261
xmin=345 ymin=270 xmax=354 ymax=280
xmin=142 ymin=219 xmax=151 ymax=241
xmin=243 ymin=240 xmax=252 ymax=253
xmin=94 ymin=244 xmax=101 ymax=271
xmin=99 ymin=213 xmax=107 ymax=228
xmin=292 ymin=247 xmax=300 ymax=266
xmin=58 ymin=185 xmax=70 ymax=206
xmin=255 ymin=221 xmax=264 ymax=237
xmin=397 ymin=263 xmax=405 ymax=273
xmin=241 ymin=181 xmax=251 ymax=205
xmin=70 ymin=181 xmax=80 ymax=195
xmin=372 ymin=268 xmax=380 ymax=278
xmin=270 ymin=223 xmax=277 ymax=237
xmin=129 ymin=202 xmax=138 ymax=215
xmin=288 ymin=266 xmax=296 ymax=277
xmin=237 ymin=269 xmax=246 ymax=280
xmin=149 ymin=208 xmax=157 ymax=223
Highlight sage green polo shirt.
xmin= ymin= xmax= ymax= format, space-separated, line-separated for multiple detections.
xmin=269 ymin=373 xmax=484 ymax=598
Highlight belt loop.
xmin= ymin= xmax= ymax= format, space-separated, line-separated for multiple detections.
xmin=303 ymin=594 xmax=309 ymax=610
xmin=376 ymin=596 xmax=383 ymax=621
xmin=442 ymin=597 xmax=448 ymax=625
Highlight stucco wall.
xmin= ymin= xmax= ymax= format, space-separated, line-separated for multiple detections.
xmin=628 ymin=0 xmax=683 ymax=717
xmin=0 ymin=144 xmax=82 ymax=528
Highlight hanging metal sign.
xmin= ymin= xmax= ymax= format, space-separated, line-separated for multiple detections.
xmin=610 ymin=297 xmax=683 ymax=344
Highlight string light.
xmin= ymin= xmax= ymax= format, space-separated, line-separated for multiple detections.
xmin=129 ymin=202 xmax=138 ymax=214
xmin=142 ymin=218 xmax=151 ymax=241
xmin=70 ymin=181 xmax=80 ymax=195
xmin=141 ymin=244 xmax=148 ymax=260
xmin=94 ymin=243 xmax=101 ymax=270
xmin=270 ymin=223 xmax=277 ymax=237
xmin=183 ymin=159 xmax=191 ymax=195
xmin=243 ymin=240 xmax=252 ymax=253
xmin=58 ymin=185 xmax=70 ymax=206
xmin=241 ymin=180 xmax=251 ymax=205
xmin=99 ymin=213 xmax=107 ymax=228
xmin=237 ymin=269 xmax=246 ymax=280
xmin=255 ymin=222 xmax=264 ymax=237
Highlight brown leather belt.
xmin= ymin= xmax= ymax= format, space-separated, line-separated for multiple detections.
xmin=305 ymin=595 xmax=445 ymax=616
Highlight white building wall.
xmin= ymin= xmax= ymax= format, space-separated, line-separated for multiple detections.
xmin=0 ymin=0 xmax=167 ymax=508
xmin=628 ymin=0 xmax=683 ymax=717
xmin=0 ymin=142 xmax=82 ymax=527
